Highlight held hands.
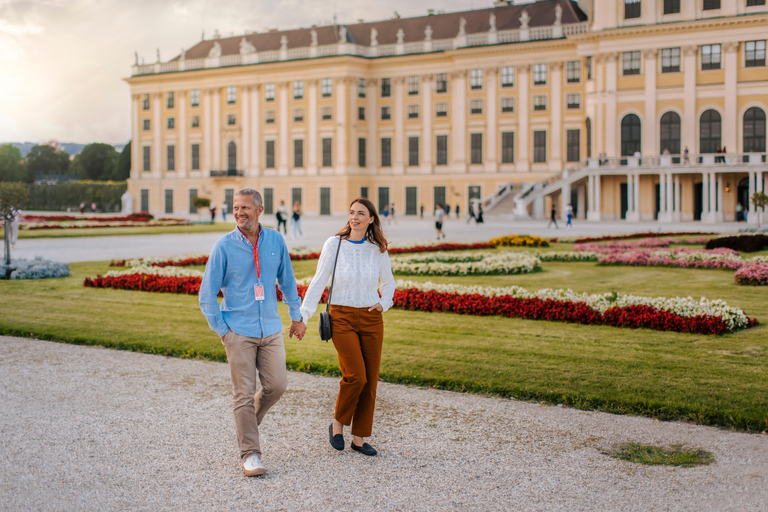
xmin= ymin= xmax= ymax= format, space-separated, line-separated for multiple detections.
xmin=368 ymin=303 xmax=383 ymax=312
xmin=289 ymin=320 xmax=307 ymax=340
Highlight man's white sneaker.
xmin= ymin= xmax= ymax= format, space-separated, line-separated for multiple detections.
xmin=243 ymin=454 xmax=266 ymax=476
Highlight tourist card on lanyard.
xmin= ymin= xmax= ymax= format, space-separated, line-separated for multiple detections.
xmin=241 ymin=227 xmax=265 ymax=301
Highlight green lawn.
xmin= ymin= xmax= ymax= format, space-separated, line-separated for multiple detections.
xmin=1 ymin=255 xmax=766 ymax=432
xmin=3 ymin=222 xmax=234 ymax=239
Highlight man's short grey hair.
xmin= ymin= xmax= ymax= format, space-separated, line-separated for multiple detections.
xmin=235 ymin=188 xmax=262 ymax=208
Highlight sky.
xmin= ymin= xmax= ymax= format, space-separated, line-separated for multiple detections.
xmin=0 ymin=0 xmax=493 ymax=145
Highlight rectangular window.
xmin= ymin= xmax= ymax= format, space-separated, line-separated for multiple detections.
xmin=625 ymin=0 xmax=641 ymax=19
xmin=321 ymin=78 xmax=333 ymax=97
xmin=746 ymin=0 xmax=765 ymax=5
xmin=470 ymin=99 xmax=483 ymax=114
xmin=663 ymin=0 xmax=680 ymax=14
xmin=226 ymin=86 xmax=236 ymax=104
xmin=587 ymin=56 xmax=593 ymax=80
xmin=265 ymin=140 xmax=275 ymax=168
xmin=191 ymin=116 xmax=200 ymax=128
xmin=143 ymin=119 xmax=150 ymax=131
xmin=566 ymin=93 xmax=581 ymax=109
xmin=470 ymin=69 xmax=483 ymax=89
xmin=190 ymin=89 xmax=200 ymax=107
xmin=319 ymin=187 xmax=331 ymax=215
xmin=405 ymin=186 xmax=417 ymax=215
xmin=381 ymin=106 xmax=391 ymax=120
xmin=142 ymin=94 xmax=149 ymax=110
xmin=189 ymin=189 xmax=198 ymax=214
xmin=358 ymin=106 xmax=365 ymax=121
xmin=360 ymin=187 xmax=368 ymax=199
xmin=321 ymin=106 xmax=332 ymax=120
xmin=661 ymin=47 xmax=681 ymax=73
xmin=191 ymin=144 xmax=200 ymax=170
xmin=701 ymin=44 xmax=721 ymax=70
xmin=533 ymin=95 xmax=547 ymax=111
xmin=470 ymin=133 xmax=482 ymax=165
xmin=436 ymin=73 xmax=448 ymax=93
xmin=566 ymin=61 xmax=581 ymax=83
xmin=166 ymin=145 xmax=175 ymax=171
xmin=322 ymin=138 xmax=332 ymax=167
xmin=381 ymin=78 xmax=391 ymax=97
xmin=166 ymin=92 xmax=174 ymax=109
xmin=358 ymin=78 xmax=366 ymax=98
xmin=436 ymin=102 xmax=448 ymax=117
xmin=293 ymin=139 xmax=303 ymax=168
xmin=436 ymin=135 xmax=448 ymax=165
xmin=263 ymin=187 xmax=274 ymax=215
xmin=501 ymin=97 xmax=515 ymax=113
xmin=533 ymin=63 xmax=547 ymax=85
xmin=142 ymin=146 xmax=150 ymax=171
xmin=567 ymin=129 xmax=580 ymax=162
xmin=292 ymin=189 xmax=302 ymax=210
xmin=703 ymin=0 xmax=720 ymax=9
xmin=264 ymin=83 xmax=275 ymax=101
xmin=501 ymin=132 xmax=514 ymax=163
xmin=224 ymin=189 xmax=234 ymax=215
xmin=381 ymin=138 xmax=392 ymax=167
xmin=358 ymin=138 xmax=366 ymax=167
xmin=623 ymin=51 xmax=641 ymax=75
xmin=746 ymin=40 xmax=766 ymax=67
xmin=293 ymin=108 xmax=304 ymax=122
xmin=265 ymin=110 xmax=275 ymax=124
xmin=408 ymin=104 xmax=419 ymax=119
xmin=378 ymin=187 xmax=390 ymax=215
xmin=500 ymin=66 xmax=515 ymax=87
xmin=293 ymin=80 xmax=304 ymax=99
xmin=408 ymin=75 xmax=419 ymax=95
xmin=140 ymin=189 xmax=149 ymax=212
xmin=164 ymin=189 xmax=173 ymax=214
xmin=227 ymin=114 xmax=236 ymax=126
xmin=408 ymin=136 xmax=419 ymax=166
xmin=533 ymin=131 xmax=547 ymax=163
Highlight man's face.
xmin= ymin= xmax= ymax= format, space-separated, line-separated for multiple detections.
xmin=233 ymin=194 xmax=263 ymax=233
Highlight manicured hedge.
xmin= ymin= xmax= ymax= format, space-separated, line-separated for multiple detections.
xmin=705 ymin=234 xmax=768 ymax=253
xmin=27 ymin=181 xmax=127 ymax=212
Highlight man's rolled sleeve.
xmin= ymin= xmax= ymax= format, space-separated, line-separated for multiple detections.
xmin=199 ymin=243 xmax=229 ymax=337
xmin=276 ymin=240 xmax=303 ymax=322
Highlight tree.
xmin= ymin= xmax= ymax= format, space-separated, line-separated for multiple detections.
xmin=25 ymin=145 xmax=71 ymax=183
xmin=0 ymin=144 xmax=26 ymax=182
xmin=0 ymin=182 xmax=29 ymax=276
xmin=751 ymin=191 xmax=768 ymax=229
xmin=113 ymin=141 xmax=131 ymax=181
xmin=192 ymin=196 xmax=211 ymax=223
xmin=70 ymin=143 xmax=119 ymax=181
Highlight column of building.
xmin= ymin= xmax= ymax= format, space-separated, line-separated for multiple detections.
xmin=723 ymin=42 xmax=739 ymax=153
xmin=517 ymin=65 xmax=529 ymax=171
xmin=240 ymin=86 xmax=249 ymax=175
xmin=335 ymin=78 xmax=348 ymax=175
xmin=212 ymin=88 xmax=221 ymax=171
xmin=549 ymin=62 xmax=562 ymax=171
xmin=595 ymin=55 xmax=605 ymax=158
xmin=366 ymin=79 xmax=378 ymax=174
xmin=203 ymin=89 xmax=212 ymax=173
xmin=307 ymin=80 xmax=318 ymax=175
xmin=626 ymin=173 xmax=639 ymax=221
xmin=451 ymin=71 xmax=467 ymax=172
xmin=682 ymin=46 xmax=697 ymax=155
xmin=485 ymin=68 xmax=498 ymax=173
xmin=643 ymin=49 xmax=657 ymax=156
xmin=673 ymin=175 xmax=682 ymax=222
xmin=421 ymin=74 xmax=433 ymax=174
xmin=249 ymin=85 xmax=261 ymax=177
xmin=278 ymin=82 xmax=289 ymax=175
xmin=393 ymin=77 xmax=405 ymax=174
xmin=604 ymin=53 xmax=618 ymax=158
xmin=131 ymin=95 xmax=139 ymax=180
xmin=152 ymin=93 xmax=162 ymax=178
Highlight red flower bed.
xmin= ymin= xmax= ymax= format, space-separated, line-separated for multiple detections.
xmin=388 ymin=242 xmax=496 ymax=254
xmin=23 ymin=212 xmax=156 ymax=223
xmin=84 ymin=274 xmax=203 ymax=295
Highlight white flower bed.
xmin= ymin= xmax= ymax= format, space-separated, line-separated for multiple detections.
xmin=390 ymin=252 xmax=541 ymax=276
xmin=749 ymin=255 xmax=768 ymax=263
xmin=0 ymin=257 xmax=70 ymax=279
xmin=394 ymin=280 xmax=750 ymax=332
xmin=536 ymin=251 xmax=601 ymax=262
xmin=105 ymin=265 xmax=203 ymax=278
xmin=123 ymin=253 xmax=208 ymax=267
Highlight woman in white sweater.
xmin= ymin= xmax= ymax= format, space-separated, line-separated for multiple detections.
xmin=300 ymin=198 xmax=395 ymax=456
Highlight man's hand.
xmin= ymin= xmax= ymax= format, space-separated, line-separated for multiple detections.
xmin=368 ymin=303 xmax=383 ymax=312
xmin=289 ymin=321 xmax=306 ymax=340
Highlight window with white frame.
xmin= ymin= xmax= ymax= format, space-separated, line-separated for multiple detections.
xmin=533 ymin=63 xmax=547 ymax=85
xmin=436 ymin=102 xmax=448 ymax=117
xmin=703 ymin=0 xmax=720 ymax=10
xmin=167 ymin=117 xmax=175 ymax=129
xmin=625 ymin=0 xmax=641 ymax=19
xmin=227 ymin=114 xmax=236 ymax=126
xmin=358 ymin=107 xmax=365 ymax=121
xmin=265 ymin=110 xmax=275 ymax=124
xmin=381 ymin=106 xmax=391 ymax=120
xmin=500 ymin=66 xmax=515 ymax=87
xmin=745 ymin=40 xmax=766 ymax=67
xmin=501 ymin=97 xmax=514 ymax=113
xmin=663 ymin=0 xmax=680 ymax=14
xmin=142 ymin=94 xmax=150 ymax=110
xmin=701 ymin=44 xmax=721 ymax=70
xmin=190 ymin=89 xmax=200 ymax=107
xmin=166 ymin=92 xmax=174 ymax=109
xmin=436 ymin=73 xmax=448 ymax=93
xmin=623 ymin=51 xmax=641 ymax=75
xmin=321 ymin=106 xmax=332 ymax=120
xmin=142 ymin=119 xmax=150 ymax=130
xmin=470 ymin=69 xmax=483 ymax=90
xmin=566 ymin=93 xmax=581 ymax=109
xmin=566 ymin=61 xmax=581 ymax=83
xmin=293 ymin=108 xmax=304 ymax=122
xmin=358 ymin=78 xmax=366 ymax=98
xmin=226 ymin=86 xmax=236 ymax=104
xmin=321 ymin=78 xmax=333 ymax=97
xmin=191 ymin=115 xmax=199 ymax=128
xmin=408 ymin=104 xmax=419 ymax=119
xmin=533 ymin=95 xmax=547 ymax=111
xmin=408 ymin=76 xmax=419 ymax=95
xmin=264 ymin=83 xmax=275 ymax=101
xmin=470 ymin=99 xmax=483 ymax=114
xmin=293 ymin=80 xmax=304 ymax=99
xmin=661 ymin=47 xmax=681 ymax=72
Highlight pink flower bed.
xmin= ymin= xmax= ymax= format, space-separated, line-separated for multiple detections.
xmin=735 ymin=263 xmax=768 ymax=286
xmin=598 ymin=251 xmax=744 ymax=270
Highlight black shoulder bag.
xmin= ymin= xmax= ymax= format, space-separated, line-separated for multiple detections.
xmin=318 ymin=237 xmax=343 ymax=342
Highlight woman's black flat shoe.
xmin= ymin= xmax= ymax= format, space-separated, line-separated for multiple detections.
xmin=351 ymin=442 xmax=377 ymax=456
xmin=329 ymin=424 xmax=344 ymax=451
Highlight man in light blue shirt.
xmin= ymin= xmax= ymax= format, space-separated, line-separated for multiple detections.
xmin=200 ymin=188 xmax=305 ymax=477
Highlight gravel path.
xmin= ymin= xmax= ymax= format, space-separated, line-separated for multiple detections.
xmin=1 ymin=336 xmax=766 ymax=511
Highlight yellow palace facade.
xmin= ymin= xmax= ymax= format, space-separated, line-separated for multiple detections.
xmin=125 ymin=0 xmax=768 ymax=223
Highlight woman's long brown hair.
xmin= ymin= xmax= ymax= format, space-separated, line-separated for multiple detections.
xmin=335 ymin=197 xmax=389 ymax=253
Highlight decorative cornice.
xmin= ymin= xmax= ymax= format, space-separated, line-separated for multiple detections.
xmin=723 ymin=41 xmax=740 ymax=53
xmin=642 ymin=48 xmax=658 ymax=59
xmin=683 ymin=45 xmax=698 ymax=56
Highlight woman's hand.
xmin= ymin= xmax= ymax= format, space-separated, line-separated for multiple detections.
xmin=368 ymin=303 xmax=383 ymax=312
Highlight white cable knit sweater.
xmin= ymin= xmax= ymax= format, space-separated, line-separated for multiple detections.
xmin=300 ymin=236 xmax=396 ymax=324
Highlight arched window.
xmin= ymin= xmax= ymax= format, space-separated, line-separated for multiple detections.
xmin=620 ymin=114 xmax=641 ymax=156
xmin=227 ymin=141 xmax=237 ymax=171
xmin=743 ymin=107 xmax=766 ymax=153
xmin=699 ymin=110 xmax=721 ymax=154
xmin=659 ymin=111 xmax=681 ymax=154
xmin=586 ymin=118 xmax=592 ymax=158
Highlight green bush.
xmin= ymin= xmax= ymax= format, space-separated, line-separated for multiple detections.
xmin=27 ymin=181 xmax=127 ymax=212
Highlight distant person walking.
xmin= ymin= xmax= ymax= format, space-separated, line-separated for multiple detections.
xmin=548 ymin=205 xmax=559 ymax=229
xmin=389 ymin=204 xmax=397 ymax=224
xmin=466 ymin=201 xmax=476 ymax=224
xmin=221 ymin=203 xmax=228 ymax=222
xmin=292 ymin=201 xmax=304 ymax=239
xmin=382 ymin=205 xmax=390 ymax=224
xmin=476 ymin=203 xmax=484 ymax=224
xmin=7 ymin=207 xmax=21 ymax=249
xmin=276 ymin=200 xmax=289 ymax=234
xmin=455 ymin=204 xmax=460 ymax=219
xmin=79 ymin=202 xmax=86 ymax=215
xmin=565 ymin=204 xmax=573 ymax=229
xmin=420 ymin=205 xmax=424 ymax=219
xmin=435 ymin=204 xmax=446 ymax=239
xmin=210 ymin=203 xmax=217 ymax=223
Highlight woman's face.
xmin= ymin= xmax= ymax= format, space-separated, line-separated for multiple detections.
xmin=348 ymin=202 xmax=374 ymax=231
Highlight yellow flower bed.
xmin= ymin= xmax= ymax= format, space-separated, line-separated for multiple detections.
xmin=490 ymin=234 xmax=550 ymax=248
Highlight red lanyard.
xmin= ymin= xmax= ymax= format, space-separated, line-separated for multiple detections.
xmin=238 ymin=227 xmax=261 ymax=281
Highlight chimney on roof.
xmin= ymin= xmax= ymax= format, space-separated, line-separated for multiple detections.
xmin=427 ymin=9 xmax=434 ymax=15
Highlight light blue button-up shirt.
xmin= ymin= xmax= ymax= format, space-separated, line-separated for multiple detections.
xmin=199 ymin=226 xmax=302 ymax=339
